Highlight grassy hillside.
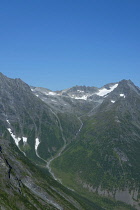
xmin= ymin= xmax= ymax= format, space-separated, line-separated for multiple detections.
xmin=51 ymin=103 xmax=140 ymax=209
xmin=0 ymin=137 xmax=111 ymax=210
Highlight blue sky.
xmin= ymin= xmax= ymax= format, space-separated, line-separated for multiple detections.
xmin=0 ymin=0 xmax=140 ymax=90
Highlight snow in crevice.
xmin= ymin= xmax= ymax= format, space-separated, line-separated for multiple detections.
xmin=23 ymin=137 xmax=27 ymax=144
xmin=77 ymin=90 xmax=84 ymax=93
xmin=120 ymin=94 xmax=126 ymax=98
xmin=70 ymin=94 xmax=89 ymax=100
xmin=35 ymin=138 xmax=40 ymax=151
xmin=96 ymin=84 xmax=118 ymax=97
xmin=72 ymin=95 xmax=88 ymax=100
xmin=7 ymin=128 xmax=26 ymax=156
xmin=35 ymin=138 xmax=47 ymax=162
xmin=6 ymin=119 xmax=10 ymax=125
xmin=46 ymin=92 xmax=57 ymax=96
xmin=7 ymin=128 xmax=21 ymax=146
xmin=111 ymin=100 xmax=115 ymax=103
xmin=31 ymin=88 xmax=34 ymax=91
xmin=35 ymin=138 xmax=41 ymax=159
xmin=36 ymin=94 xmax=39 ymax=97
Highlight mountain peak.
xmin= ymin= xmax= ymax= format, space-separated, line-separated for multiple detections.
xmin=117 ymin=79 xmax=140 ymax=95
xmin=119 ymin=79 xmax=133 ymax=85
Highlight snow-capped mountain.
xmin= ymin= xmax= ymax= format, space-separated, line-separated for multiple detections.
xmin=31 ymin=83 xmax=119 ymax=101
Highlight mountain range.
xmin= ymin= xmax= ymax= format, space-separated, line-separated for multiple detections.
xmin=0 ymin=72 xmax=139 ymax=209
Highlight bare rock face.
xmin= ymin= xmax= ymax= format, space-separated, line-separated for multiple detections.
xmin=82 ymin=181 xmax=140 ymax=209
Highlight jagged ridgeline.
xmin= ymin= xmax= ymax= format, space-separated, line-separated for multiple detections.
xmin=0 ymin=72 xmax=139 ymax=209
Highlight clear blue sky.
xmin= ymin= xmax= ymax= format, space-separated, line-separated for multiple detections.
xmin=0 ymin=0 xmax=140 ymax=90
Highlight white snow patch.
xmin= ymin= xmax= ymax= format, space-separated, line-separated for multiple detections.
xmin=7 ymin=128 xmax=26 ymax=156
xmin=35 ymin=138 xmax=40 ymax=151
xmin=23 ymin=137 xmax=27 ymax=144
xmin=36 ymin=94 xmax=39 ymax=97
xmin=35 ymin=138 xmax=42 ymax=159
xmin=34 ymin=138 xmax=47 ymax=162
xmin=96 ymin=84 xmax=118 ymax=97
xmin=77 ymin=90 xmax=84 ymax=93
xmin=120 ymin=94 xmax=126 ymax=98
xmin=44 ymin=91 xmax=59 ymax=96
xmin=48 ymin=92 xmax=57 ymax=96
xmin=7 ymin=128 xmax=21 ymax=146
xmin=111 ymin=100 xmax=115 ymax=103
xmin=31 ymin=88 xmax=34 ymax=91
xmin=74 ymin=95 xmax=88 ymax=100
xmin=70 ymin=94 xmax=88 ymax=100
xmin=6 ymin=120 xmax=10 ymax=125
xmin=51 ymin=99 xmax=57 ymax=102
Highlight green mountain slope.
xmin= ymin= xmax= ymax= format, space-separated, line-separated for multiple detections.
xmin=0 ymin=73 xmax=81 ymax=164
xmin=1 ymin=137 xmax=108 ymax=210
xmin=0 ymin=73 xmax=139 ymax=209
xmin=51 ymin=80 xmax=140 ymax=209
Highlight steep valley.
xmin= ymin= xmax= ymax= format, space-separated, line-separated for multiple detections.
xmin=0 ymin=73 xmax=139 ymax=209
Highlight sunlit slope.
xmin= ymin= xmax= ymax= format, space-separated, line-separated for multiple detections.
xmin=51 ymin=80 xmax=140 ymax=208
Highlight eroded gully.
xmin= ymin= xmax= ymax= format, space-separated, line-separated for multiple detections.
xmin=36 ymin=108 xmax=83 ymax=183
